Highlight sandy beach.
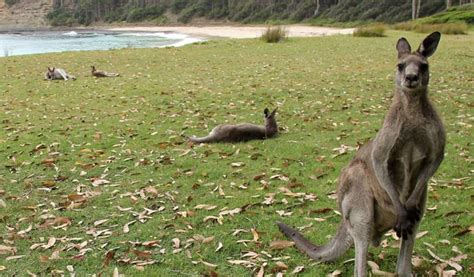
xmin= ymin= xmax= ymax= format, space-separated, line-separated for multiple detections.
xmin=107 ymin=25 xmax=354 ymax=39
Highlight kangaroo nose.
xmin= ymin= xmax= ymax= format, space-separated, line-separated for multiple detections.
xmin=406 ymin=74 xmax=418 ymax=82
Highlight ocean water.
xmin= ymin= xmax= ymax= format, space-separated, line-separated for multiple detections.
xmin=0 ymin=30 xmax=203 ymax=57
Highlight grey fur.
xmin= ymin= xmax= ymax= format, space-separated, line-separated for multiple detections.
xmin=189 ymin=108 xmax=278 ymax=143
xmin=44 ymin=67 xmax=76 ymax=81
xmin=278 ymin=32 xmax=444 ymax=277
xmin=91 ymin=65 xmax=120 ymax=77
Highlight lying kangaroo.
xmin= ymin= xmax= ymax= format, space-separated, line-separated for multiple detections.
xmin=91 ymin=65 xmax=120 ymax=77
xmin=278 ymin=32 xmax=445 ymax=276
xmin=189 ymin=108 xmax=278 ymax=143
xmin=44 ymin=67 xmax=76 ymax=81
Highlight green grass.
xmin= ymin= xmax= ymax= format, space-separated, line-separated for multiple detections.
xmin=416 ymin=4 xmax=474 ymax=25
xmin=0 ymin=31 xmax=473 ymax=276
xmin=393 ymin=21 xmax=469 ymax=35
xmin=392 ymin=4 xmax=474 ymax=35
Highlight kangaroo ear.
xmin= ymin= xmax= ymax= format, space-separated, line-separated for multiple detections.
xmin=396 ymin=37 xmax=411 ymax=58
xmin=264 ymin=108 xmax=270 ymax=117
xmin=52 ymin=67 xmax=55 ymax=71
xmin=417 ymin=32 xmax=440 ymax=58
xmin=271 ymin=107 xmax=278 ymax=116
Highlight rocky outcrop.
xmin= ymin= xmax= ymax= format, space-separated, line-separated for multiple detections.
xmin=0 ymin=0 xmax=53 ymax=30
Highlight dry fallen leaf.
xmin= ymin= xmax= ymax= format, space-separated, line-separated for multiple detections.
xmin=42 ymin=237 xmax=56 ymax=249
xmin=292 ymin=266 xmax=304 ymax=274
xmin=274 ymin=261 xmax=288 ymax=272
xmin=0 ymin=245 xmax=17 ymax=255
xmin=172 ymin=238 xmax=180 ymax=249
xmin=269 ymin=240 xmax=295 ymax=250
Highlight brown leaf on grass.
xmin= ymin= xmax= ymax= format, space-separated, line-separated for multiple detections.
xmin=172 ymin=238 xmax=180 ymax=249
xmin=454 ymin=225 xmax=474 ymax=237
xmin=91 ymin=178 xmax=110 ymax=187
xmin=194 ymin=204 xmax=217 ymax=211
xmin=202 ymin=236 xmax=215 ymax=244
xmin=39 ymin=217 xmax=71 ymax=228
xmin=215 ymin=242 xmax=223 ymax=252
xmin=103 ymin=250 xmax=115 ymax=267
xmin=201 ymin=260 xmax=218 ymax=268
xmin=251 ymin=228 xmax=259 ymax=242
xmin=416 ymin=231 xmax=429 ymax=239
xmin=41 ymin=158 xmax=56 ymax=167
xmin=94 ymin=219 xmax=109 ymax=227
xmin=256 ymin=265 xmax=265 ymax=277
xmin=131 ymin=249 xmax=151 ymax=259
xmin=123 ymin=220 xmax=136 ymax=233
xmin=42 ymin=237 xmax=56 ymax=249
xmin=309 ymin=208 xmax=333 ymax=214
xmin=17 ymin=224 xmax=32 ymax=235
xmin=41 ymin=180 xmax=56 ymax=188
xmin=412 ymin=256 xmax=424 ymax=268
xmin=6 ymin=255 xmax=24 ymax=261
xmin=273 ymin=261 xmax=288 ymax=272
xmin=67 ymin=194 xmax=87 ymax=202
xmin=253 ymin=173 xmax=266 ymax=181
xmin=269 ymin=240 xmax=295 ymax=250
xmin=0 ymin=245 xmax=16 ymax=255
xmin=292 ymin=266 xmax=305 ymax=274
xmin=227 ymin=260 xmax=257 ymax=267
xmin=367 ymin=261 xmax=395 ymax=276
xmin=328 ymin=269 xmax=342 ymax=276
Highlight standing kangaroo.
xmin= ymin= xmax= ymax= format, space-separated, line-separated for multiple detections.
xmin=278 ymin=32 xmax=445 ymax=276
xmin=189 ymin=108 xmax=278 ymax=143
xmin=91 ymin=65 xmax=120 ymax=77
xmin=44 ymin=67 xmax=76 ymax=81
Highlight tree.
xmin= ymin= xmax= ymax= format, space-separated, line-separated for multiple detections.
xmin=446 ymin=0 xmax=452 ymax=9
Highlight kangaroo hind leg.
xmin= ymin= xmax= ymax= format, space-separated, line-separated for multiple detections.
xmin=340 ymin=165 xmax=375 ymax=277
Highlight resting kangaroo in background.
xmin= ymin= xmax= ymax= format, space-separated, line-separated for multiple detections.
xmin=44 ymin=67 xmax=76 ymax=81
xmin=91 ymin=65 xmax=120 ymax=77
xmin=278 ymin=32 xmax=445 ymax=277
xmin=189 ymin=108 xmax=278 ymax=143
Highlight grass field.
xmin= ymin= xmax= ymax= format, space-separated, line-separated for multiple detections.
xmin=1 ymin=31 xmax=473 ymax=276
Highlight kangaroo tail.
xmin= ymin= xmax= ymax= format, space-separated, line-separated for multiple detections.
xmin=106 ymin=73 xmax=120 ymax=77
xmin=277 ymin=221 xmax=352 ymax=262
xmin=189 ymin=135 xmax=213 ymax=143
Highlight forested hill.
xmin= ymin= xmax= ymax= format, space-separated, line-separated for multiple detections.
xmin=3 ymin=0 xmax=462 ymax=27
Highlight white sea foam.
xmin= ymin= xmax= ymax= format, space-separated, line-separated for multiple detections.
xmin=163 ymin=37 xmax=204 ymax=48
xmin=119 ymin=32 xmax=188 ymax=40
xmin=62 ymin=31 xmax=79 ymax=36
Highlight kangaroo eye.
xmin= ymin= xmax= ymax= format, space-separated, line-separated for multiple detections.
xmin=420 ymin=63 xmax=428 ymax=72
xmin=397 ymin=63 xmax=405 ymax=71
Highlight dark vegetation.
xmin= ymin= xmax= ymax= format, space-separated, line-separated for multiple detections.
xmin=44 ymin=0 xmax=473 ymax=26
xmin=5 ymin=0 xmax=18 ymax=7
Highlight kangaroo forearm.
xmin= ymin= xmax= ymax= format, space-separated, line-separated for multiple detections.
xmin=373 ymin=167 xmax=405 ymax=214
xmin=407 ymin=155 xmax=443 ymax=206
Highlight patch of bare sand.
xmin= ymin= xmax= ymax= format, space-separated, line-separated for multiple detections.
xmin=107 ymin=25 xmax=354 ymax=39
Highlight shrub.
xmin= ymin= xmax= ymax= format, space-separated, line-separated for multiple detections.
xmin=5 ymin=0 xmax=17 ymax=6
xmin=261 ymin=26 xmax=288 ymax=43
xmin=126 ymin=6 xmax=167 ymax=22
xmin=46 ymin=8 xmax=75 ymax=27
xmin=353 ymin=25 xmax=386 ymax=37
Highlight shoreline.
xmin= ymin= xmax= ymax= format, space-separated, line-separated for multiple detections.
xmin=105 ymin=25 xmax=354 ymax=39
xmin=0 ymin=24 xmax=354 ymax=39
